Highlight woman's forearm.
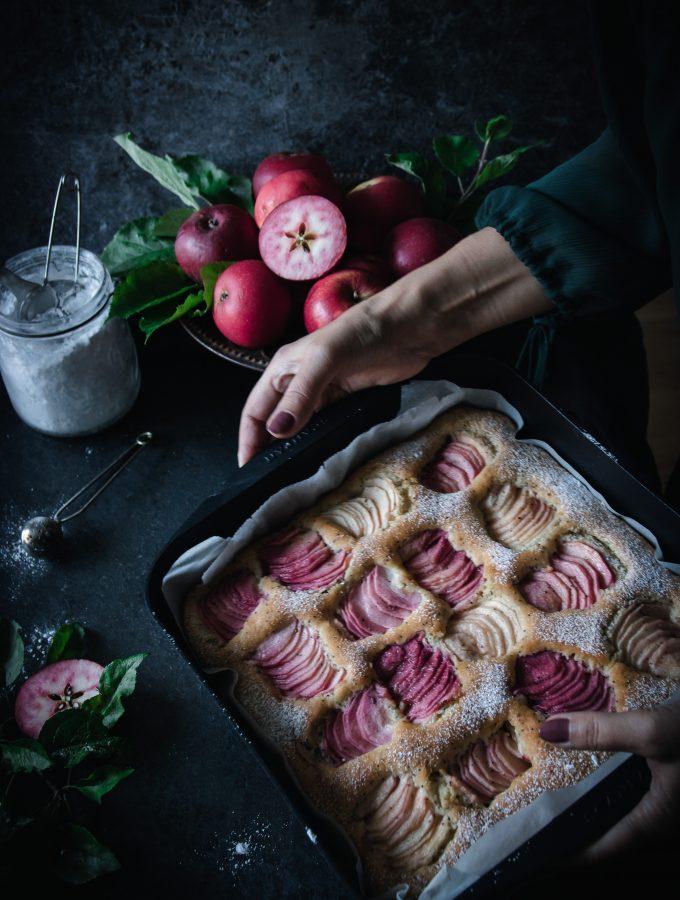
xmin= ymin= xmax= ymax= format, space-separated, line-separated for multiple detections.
xmin=239 ymin=226 xmax=554 ymax=464
xmin=365 ymin=225 xmax=553 ymax=358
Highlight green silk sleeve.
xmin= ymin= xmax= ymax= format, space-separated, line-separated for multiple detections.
xmin=475 ymin=129 xmax=671 ymax=318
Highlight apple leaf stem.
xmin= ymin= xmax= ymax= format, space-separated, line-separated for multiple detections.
xmin=0 ymin=616 xmax=144 ymax=886
xmin=392 ymin=116 xmax=545 ymax=231
xmin=460 ymin=137 xmax=491 ymax=202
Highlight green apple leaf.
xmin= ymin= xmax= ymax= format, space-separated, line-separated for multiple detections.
xmin=138 ymin=290 xmax=206 ymax=340
xmin=50 ymin=824 xmax=120 ymax=884
xmin=74 ymin=765 xmax=134 ymax=804
xmin=102 ymin=216 xmax=176 ymax=277
xmin=39 ymin=708 xmax=125 ymax=767
xmin=433 ymin=135 xmax=479 ymax=176
xmin=385 ymin=152 xmax=448 ymax=217
xmin=174 ymin=157 xmax=253 ymax=211
xmin=113 ymin=134 xmax=254 ymax=214
xmin=88 ymin=654 xmax=147 ymax=728
xmin=0 ymin=618 xmax=23 ymax=688
xmin=139 ymin=259 xmax=232 ymax=338
xmin=153 ymin=207 xmax=194 ymax=238
xmin=483 ymin=115 xmax=513 ymax=142
xmin=472 ymin=145 xmax=534 ymax=190
xmin=46 ymin=623 xmax=86 ymax=664
xmin=113 ymin=133 xmax=201 ymax=209
xmin=200 ymin=261 xmax=231 ymax=309
xmin=108 ymin=261 xmax=193 ymax=321
xmin=0 ymin=738 xmax=52 ymax=773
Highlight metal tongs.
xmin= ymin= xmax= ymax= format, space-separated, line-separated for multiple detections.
xmin=0 ymin=173 xmax=81 ymax=321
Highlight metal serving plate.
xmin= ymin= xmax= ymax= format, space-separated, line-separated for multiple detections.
xmin=146 ymin=354 xmax=680 ymax=897
xmin=180 ymin=316 xmax=270 ymax=371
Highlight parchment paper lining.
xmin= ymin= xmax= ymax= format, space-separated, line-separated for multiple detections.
xmin=161 ymin=379 xmax=680 ymax=898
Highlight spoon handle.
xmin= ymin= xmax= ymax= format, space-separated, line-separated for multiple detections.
xmin=54 ymin=432 xmax=153 ymax=524
xmin=0 ymin=265 xmax=33 ymax=300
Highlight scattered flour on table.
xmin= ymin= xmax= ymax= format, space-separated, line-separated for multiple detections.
xmin=0 ymin=503 xmax=51 ymax=602
xmin=24 ymin=623 xmax=56 ymax=661
xmin=214 ymin=816 xmax=272 ymax=874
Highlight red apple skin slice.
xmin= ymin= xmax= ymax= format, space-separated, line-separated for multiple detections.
xmin=519 ymin=540 xmax=614 ymax=612
xmin=15 ymin=659 xmax=104 ymax=739
xmin=260 ymin=527 xmax=348 ymax=591
xmin=374 ymin=634 xmax=460 ymax=722
xmin=259 ymin=196 xmax=347 ymax=281
xmin=420 ymin=438 xmax=485 ymax=493
xmin=252 ymin=620 xmax=343 ymax=699
xmin=514 ymin=651 xmax=614 ymax=714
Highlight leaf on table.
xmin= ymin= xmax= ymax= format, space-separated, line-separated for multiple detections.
xmin=0 ymin=738 xmax=52 ymax=774
xmin=154 ymin=207 xmax=195 ymax=238
xmin=0 ymin=801 xmax=32 ymax=843
xmin=46 ymin=623 xmax=86 ymax=665
xmin=50 ymin=824 xmax=120 ymax=884
xmin=113 ymin=133 xmax=201 ymax=209
xmin=74 ymin=765 xmax=134 ymax=804
xmin=101 ymin=217 xmax=176 ymax=277
xmin=39 ymin=708 xmax=125 ymax=768
xmin=108 ymin=261 xmax=194 ymax=321
xmin=88 ymin=654 xmax=147 ymax=728
xmin=0 ymin=619 xmax=24 ymax=688
xmin=475 ymin=114 xmax=513 ymax=143
xmin=433 ymin=135 xmax=479 ymax=176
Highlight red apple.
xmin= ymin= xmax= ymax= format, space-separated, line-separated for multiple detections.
xmin=341 ymin=251 xmax=394 ymax=284
xmin=344 ymin=175 xmax=424 ymax=252
xmin=175 ymin=204 xmax=259 ymax=282
xmin=303 ymin=268 xmax=387 ymax=333
xmin=259 ymin=195 xmax=347 ymax=281
xmin=212 ymin=260 xmax=292 ymax=348
xmin=252 ymin=151 xmax=334 ymax=198
xmin=383 ymin=217 xmax=462 ymax=278
xmin=254 ymin=168 xmax=342 ymax=227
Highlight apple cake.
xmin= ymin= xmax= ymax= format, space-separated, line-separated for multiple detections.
xmin=182 ymin=406 xmax=680 ymax=896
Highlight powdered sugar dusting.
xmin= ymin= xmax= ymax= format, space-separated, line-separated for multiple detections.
xmin=180 ymin=399 xmax=680 ymax=897
xmin=533 ymin=608 xmax=610 ymax=656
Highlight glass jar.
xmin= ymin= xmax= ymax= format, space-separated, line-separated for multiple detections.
xmin=0 ymin=245 xmax=140 ymax=437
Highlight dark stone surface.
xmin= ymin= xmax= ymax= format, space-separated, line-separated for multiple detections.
xmin=0 ymin=1 xmax=603 ymax=897
xmin=0 ymin=329 xmax=346 ymax=899
xmin=0 ymin=0 xmax=601 ymax=258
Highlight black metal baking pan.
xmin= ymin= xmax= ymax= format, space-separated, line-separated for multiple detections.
xmin=146 ymin=353 xmax=680 ymax=898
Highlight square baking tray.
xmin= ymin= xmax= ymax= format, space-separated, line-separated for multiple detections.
xmin=146 ymin=353 xmax=680 ymax=898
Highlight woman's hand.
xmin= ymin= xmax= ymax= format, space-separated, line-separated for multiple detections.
xmin=238 ymin=227 xmax=551 ymax=465
xmin=539 ymin=698 xmax=680 ymax=863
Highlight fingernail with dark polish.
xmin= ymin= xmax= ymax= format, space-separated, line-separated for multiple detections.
xmin=539 ymin=718 xmax=570 ymax=743
xmin=268 ymin=411 xmax=295 ymax=435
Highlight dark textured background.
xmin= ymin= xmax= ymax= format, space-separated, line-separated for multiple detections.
xmin=0 ymin=0 xmax=602 ymax=258
xmin=0 ymin=2 xmax=604 ymax=898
